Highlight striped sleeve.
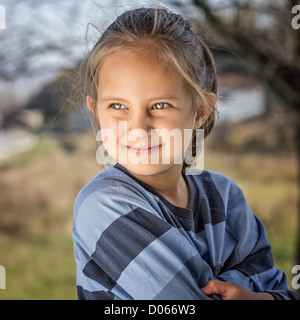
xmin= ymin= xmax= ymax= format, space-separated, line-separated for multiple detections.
xmin=207 ymin=171 xmax=299 ymax=300
xmin=73 ymin=180 xmax=214 ymax=300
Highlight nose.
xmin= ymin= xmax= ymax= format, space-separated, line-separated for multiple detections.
xmin=127 ymin=109 xmax=153 ymax=135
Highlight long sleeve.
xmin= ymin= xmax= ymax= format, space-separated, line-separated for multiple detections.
xmin=216 ymin=214 xmax=297 ymax=299
xmin=205 ymin=171 xmax=299 ymax=300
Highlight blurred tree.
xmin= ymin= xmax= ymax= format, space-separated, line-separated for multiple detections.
xmin=0 ymin=0 xmax=82 ymax=81
xmin=0 ymin=0 xmax=125 ymax=116
xmin=0 ymin=0 xmax=125 ymax=81
xmin=179 ymin=0 xmax=300 ymax=265
xmin=189 ymin=0 xmax=300 ymax=113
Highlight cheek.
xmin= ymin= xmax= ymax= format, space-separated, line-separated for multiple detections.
xmin=157 ymin=115 xmax=194 ymax=159
xmin=99 ymin=113 xmax=118 ymax=136
xmin=97 ymin=115 xmax=118 ymax=156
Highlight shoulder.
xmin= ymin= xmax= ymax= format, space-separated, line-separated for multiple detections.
xmin=187 ymin=168 xmax=237 ymax=186
xmin=190 ymin=169 xmax=263 ymax=241
xmin=73 ymin=166 xmax=161 ymax=234
xmin=72 ymin=166 xmax=166 ymax=257
xmin=74 ymin=165 xmax=159 ymax=216
xmin=189 ymin=169 xmax=257 ymax=227
xmin=188 ymin=169 xmax=245 ymax=209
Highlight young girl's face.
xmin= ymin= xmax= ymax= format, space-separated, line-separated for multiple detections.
xmin=90 ymin=50 xmax=204 ymax=176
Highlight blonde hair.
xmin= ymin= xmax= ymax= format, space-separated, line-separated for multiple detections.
xmin=77 ymin=7 xmax=218 ymax=171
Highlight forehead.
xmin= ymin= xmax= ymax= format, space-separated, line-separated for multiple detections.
xmin=97 ymin=50 xmax=187 ymax=96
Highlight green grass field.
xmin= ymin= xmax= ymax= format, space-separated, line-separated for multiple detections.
xmin=0 ymin=123 xmax=299 ymax=299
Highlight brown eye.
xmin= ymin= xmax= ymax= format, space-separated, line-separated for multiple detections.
xmin=152 ymin=102 xmax=170 ymax=110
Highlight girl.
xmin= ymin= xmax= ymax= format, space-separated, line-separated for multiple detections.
xmin=72 ymin=7 xmax=298 ymax=300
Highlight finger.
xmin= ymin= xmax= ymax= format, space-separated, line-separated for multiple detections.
xmin=201 ymin=280 xmax=222 ymax=294
xmin=201 ymin=280 xmax=228 ymax=297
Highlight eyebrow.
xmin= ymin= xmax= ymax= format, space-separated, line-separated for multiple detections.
xmin=150 ymin=96 xmax=181 ymax=102
xmin=100 ymin=97 xmax=130 ymax=104
xmin=100 ymin=96 xmax=181 ymax=104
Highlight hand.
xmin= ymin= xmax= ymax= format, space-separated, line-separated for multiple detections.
xmin=201 ymin=280 xmax=275 ymax=300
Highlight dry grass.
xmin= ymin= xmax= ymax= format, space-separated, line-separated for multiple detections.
xmin=0 ymin=132 xmax=100 ymax=299
xmin=0 ymin=133 xmax=100 ymax=234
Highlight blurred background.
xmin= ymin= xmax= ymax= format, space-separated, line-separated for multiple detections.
xmin=0 ymin=0 xmax=299 ymax=299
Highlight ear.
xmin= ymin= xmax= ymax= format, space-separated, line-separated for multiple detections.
xmin=86 ymin=95 xmax=95 ymax=113
xmin=194 ymin=93 xmax=216 ymax=129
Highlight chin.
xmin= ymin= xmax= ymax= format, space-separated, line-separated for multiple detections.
xmin=122 ymin=162 xmax=173 ymax=177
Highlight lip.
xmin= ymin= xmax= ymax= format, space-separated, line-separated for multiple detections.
xmin=126 ymin=144 xmax=162 ymax=155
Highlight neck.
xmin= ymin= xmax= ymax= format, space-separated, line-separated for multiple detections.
xmin=125 ymin=164 xmax=190 ymax=208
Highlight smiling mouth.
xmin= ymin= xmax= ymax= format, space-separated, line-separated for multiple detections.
xmin=126 ymin=144 xmax=162 ymax=155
